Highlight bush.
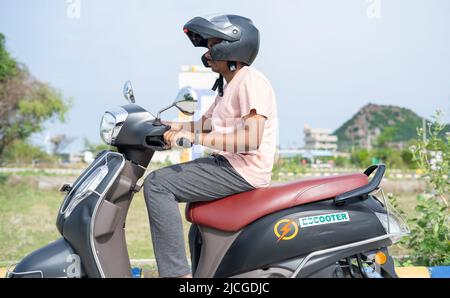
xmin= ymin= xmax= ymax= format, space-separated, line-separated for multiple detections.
xmin=400 ymin=149 xmax=415 ymax=169
xmin=349 ymin=147 xmax=417 ymax=169
xmin=350 ymin=149 xmax=371 ymax=167
xmin=272 ymin=156 xmax=307 ymax=180
xmin=334 ymin=156 xmax=350 ymax=168
xmin=1 ymin=140 xmax=55 ymax=165
xmin=84 ymin=138 xmax=113 ymax=156
xmin=0 ymin=173 xmax=9 ymax=185
xmin=403 ymin=111 xmax=450 ymax=266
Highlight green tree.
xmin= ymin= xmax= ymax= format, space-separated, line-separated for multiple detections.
xmin=400 ymin=148 xmax=415 ymax=169
xmin=376 ymin=126 xmax=398 ymax=148
xmin=50 ymin=134 xmax=76 ymax=155
xmin=350 ymin=149 xmax=371 ymax=167
xmin=0 ymin=33 xmax=18 ymax=81
xmin=84 ymin=138 xmax=112 ymax=156
xmin=372 ymin=147 xmax=405 ymax=169
xmin=0 ymin=33 xmax=70 ymax=161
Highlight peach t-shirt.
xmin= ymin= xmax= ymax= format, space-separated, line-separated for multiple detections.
xmin=203 ymin=66 xmax=277 ymax=188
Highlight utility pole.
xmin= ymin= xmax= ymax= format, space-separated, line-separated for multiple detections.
xmin=366 ymin=118 xmax=371 ymax=151
xmin=423 ymin=117 xmax=427 ymax=142
xmin=351 ymin=132 xmax=355 ymax=154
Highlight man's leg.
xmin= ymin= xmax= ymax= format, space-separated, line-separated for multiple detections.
xmin=143 ymin=155 xmax=254 ymax=277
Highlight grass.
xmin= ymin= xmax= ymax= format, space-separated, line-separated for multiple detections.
xmin=0 ymin=183 xmax=61 ymax=262
xmin=125 ymin=192 xmax=192 ymax=261
xmin=0 ymin=174 xmax=420 ymax=269
xmin=0 ymin=178 xmax=192 ymax=265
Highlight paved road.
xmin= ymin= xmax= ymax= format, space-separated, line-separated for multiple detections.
xmin=1 ymin=266 xmax=446 ymax=278
xmin=0 ymin=268 xmax=7 ymax=278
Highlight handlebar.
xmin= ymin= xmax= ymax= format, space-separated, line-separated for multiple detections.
xmin=176 ymin=137 xmax=193 ymax=148
xmin=145 ymin=121 xmax=193 ymax=149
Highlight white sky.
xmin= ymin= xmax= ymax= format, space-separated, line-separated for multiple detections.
xmin=1 ymin=0 xmax=449 ymax=151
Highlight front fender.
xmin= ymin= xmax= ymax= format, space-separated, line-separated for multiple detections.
xmin=7 ymin=237 xmax=85 ymax=278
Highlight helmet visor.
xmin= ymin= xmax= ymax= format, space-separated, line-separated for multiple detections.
xmin=202 ymin=13 xmax=233 ymax=29
xmin=184 ymin=14 xmax=241 ymax=47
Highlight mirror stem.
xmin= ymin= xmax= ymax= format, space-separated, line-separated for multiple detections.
xmin=154 ymin=103 xmax=175 ymax=126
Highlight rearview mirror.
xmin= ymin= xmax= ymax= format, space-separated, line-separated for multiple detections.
xmin=123 ymin=80 xmax=135 ymax=103
xmin=173 ymin=86 xmax=198 ymax=115
xmin=154 ymin=86 xmax=198 ymax=126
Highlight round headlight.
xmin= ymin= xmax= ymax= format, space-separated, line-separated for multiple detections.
xmin=99 ymin=107 xmax=128 ymax=145
xmin=100 ymin=112 xmax=116 ymax=144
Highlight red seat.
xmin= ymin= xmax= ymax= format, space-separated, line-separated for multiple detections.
xmin=186 ymin=173 xmax=369 ymax=232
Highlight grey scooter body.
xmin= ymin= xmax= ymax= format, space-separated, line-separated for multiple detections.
xmin=8 ymin=87 xmax=407 ymax=278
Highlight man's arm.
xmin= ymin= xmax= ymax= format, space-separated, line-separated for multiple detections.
xmin=164 ymin=110 xmax=265 ymax=151
xmin=198 ymin=109 xmax=266 ymax=152
xmin=162 ymin=115 xmax=212 ymax=133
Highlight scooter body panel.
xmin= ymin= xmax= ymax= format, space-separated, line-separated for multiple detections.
xmin=8 ymin=237 xmax=84 ymax=278
xmin=57 ymin=151 xmax=128 ymax=277
xmin=190 ymin=196 xmax=388 ymax=277
xmin=12 ymin=150 xmax=145 ymax=278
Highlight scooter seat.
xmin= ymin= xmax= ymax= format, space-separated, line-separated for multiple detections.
xmin=186 ymin=173 xmax=369 ymax=232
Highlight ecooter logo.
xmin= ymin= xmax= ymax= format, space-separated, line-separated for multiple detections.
xmin=274 ymin=219 xmax=299 ymax=242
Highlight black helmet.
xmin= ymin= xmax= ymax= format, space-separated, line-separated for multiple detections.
xmin=183 ymin=14 xmax=260 ymax=68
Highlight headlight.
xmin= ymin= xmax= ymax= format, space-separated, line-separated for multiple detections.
xmin=99 ymin=107 xmax=128 ymax=145
xmin=100 ymin=113 xmax=116 ymax=144
xmin=64 ymin=164 xmax=109 ymax=218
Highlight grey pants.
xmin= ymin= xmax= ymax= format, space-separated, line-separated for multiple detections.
xmin=143 ymin=154 xmax=255 ymax=277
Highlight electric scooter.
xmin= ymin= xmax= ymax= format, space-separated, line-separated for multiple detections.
xmin=7 ymin=81 xmax=409 ymax=278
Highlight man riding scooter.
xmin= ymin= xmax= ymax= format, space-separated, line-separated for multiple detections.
xmin=144 ymin=14 xmax=278 ymax=278
xmin=8 ymin=13 xmax=408 ymax=279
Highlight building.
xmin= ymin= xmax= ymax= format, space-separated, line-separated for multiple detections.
xmin=178 ymin=65 xmax=218 ymax=118
xmin=178 ymin=65 xmax=218 ymax=161
xmin=179 ymin=65 xmax=218 ymax=91
xmin=303 ymin=124 xmax=338 ymax=151
xmin=64 ymin=151 xmax=94 ymax=164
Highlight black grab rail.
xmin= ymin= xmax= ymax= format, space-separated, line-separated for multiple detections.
xmin=334 ymin=164 xmax=386 ymax=205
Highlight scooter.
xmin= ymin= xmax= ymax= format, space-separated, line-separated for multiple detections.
xmin=7 ymin=81 xmax=409 ymax=278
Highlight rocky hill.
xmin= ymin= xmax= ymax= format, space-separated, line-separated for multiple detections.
xmin=333 ymin=103 xmax=445 ymax=150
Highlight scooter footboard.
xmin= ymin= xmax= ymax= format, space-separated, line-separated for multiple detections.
xmin=7 ymin=237 xmax=85 ymax=278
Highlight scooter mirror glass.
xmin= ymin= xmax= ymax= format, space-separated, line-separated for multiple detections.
xmin=123 ymin=80 xmax=135 ymax=103
xmin=174 ymin=86 xmax=198 ymax=115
